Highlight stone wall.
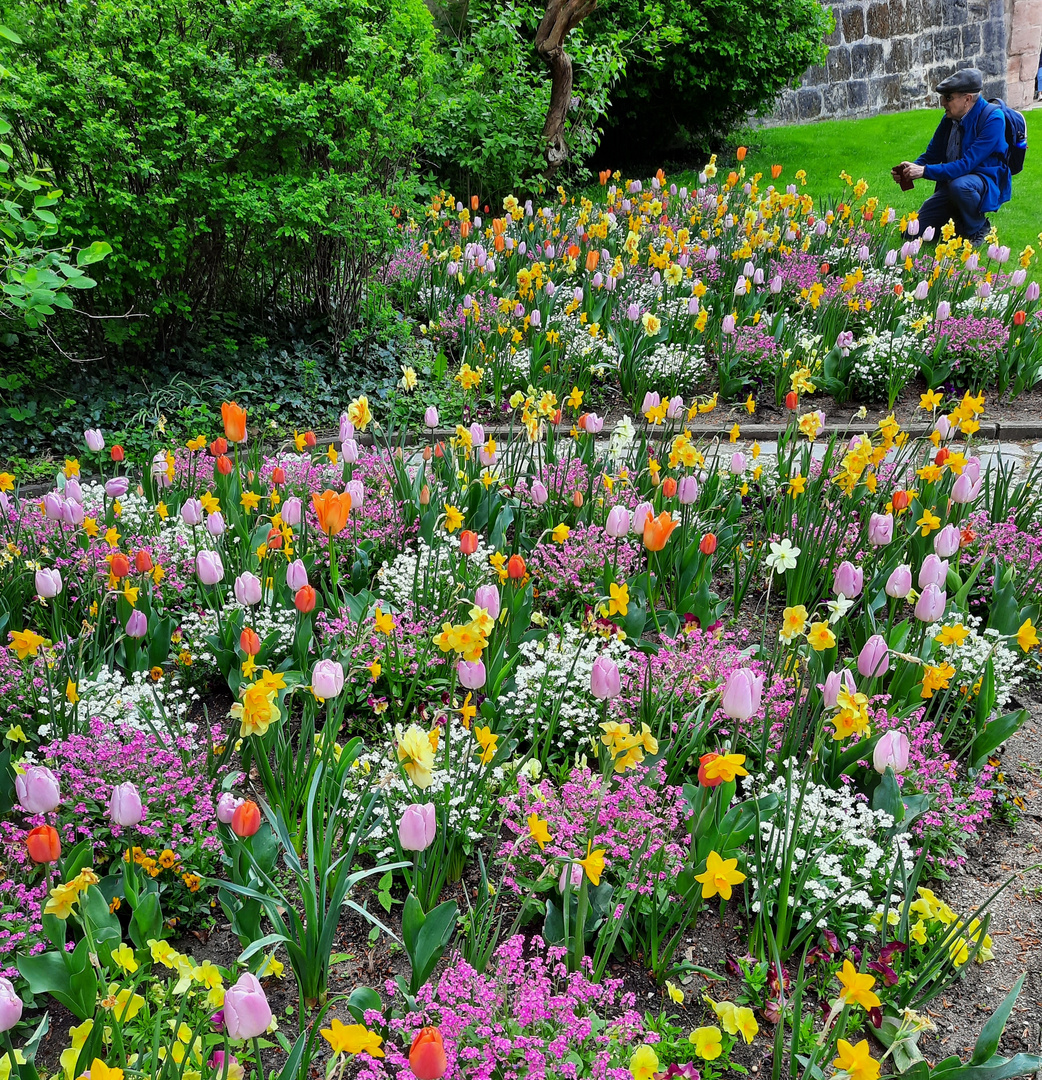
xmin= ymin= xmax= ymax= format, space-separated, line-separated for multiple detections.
xmin=771 ymin=0 xmax=1008 ymax=123
xmin=1006 ymin=0 xmax=1042 ymax=108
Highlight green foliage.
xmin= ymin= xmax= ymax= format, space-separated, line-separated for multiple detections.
xmin=0 ymin=0 xmax=436 ymax=351
xmin=594 ymin=0 xmax=833 ymax=159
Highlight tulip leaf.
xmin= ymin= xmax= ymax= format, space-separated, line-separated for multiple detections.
xmin=872 ymin=766 xmax=904 ymax=823
xmin=970 ymin=972 xmax=1025 ymax=1065
xmin=970 ymin=710 xmax=1027 ymax=770
xmin=346 ymin=986 xmax=383 ymax=1025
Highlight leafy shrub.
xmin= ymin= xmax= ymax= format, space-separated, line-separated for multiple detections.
xmin=0 ymin=0 xmax=437 ymax=351
xmin=593 ymin=0 xmax=833 ymax=160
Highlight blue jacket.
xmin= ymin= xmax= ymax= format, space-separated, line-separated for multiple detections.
xmin=915 ymin=96 xmax=1011 ymax=212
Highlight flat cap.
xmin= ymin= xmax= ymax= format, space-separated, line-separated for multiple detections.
xmin=936 ymin=68 xmax=983 ymax=94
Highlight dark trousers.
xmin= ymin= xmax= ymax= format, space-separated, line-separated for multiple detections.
xmin=916 ymin=174 xmax=988 ymax=239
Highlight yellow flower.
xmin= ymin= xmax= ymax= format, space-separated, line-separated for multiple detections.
xmin=458 ymin=692 xmax=477 ymax=730
xmin=60 ymin=1020 xmax=93 ymax=1080
xmin=374 ymin=607 xmax=395 ymax=635
xmin=149 ymin=939 xmax=179 ymax=968
xmin=320 ymin=1019 xmax=384 ymax=1058
xmin=745 ymin=394 xmax=756 ymax=414
xmin=108 ymin=986 xmax=145 ymax=1023
xmin=934 ymin=624 xmax=968 ymax=647
xmin=641 ymin=312 xmax=662 ymax=336
xmin=79 ymin=1061 xmax=123 ymax=1080
xmin=347 ymin=396 xmax=373 ymax=431
xmin=444 ymin=504 xmax=464 ymax=533
xmin=700 ymin=753 xmax=748 ymax=783
xmin=920 ymin=662 xmax=956 ymax=699
xmin=835 ymin=959 xmax=881 ymax=1010
xmin=1016 ymin=617 xmax=1039 ymax=652
xmin=8 ymin=629 xmax=46 ymax=660
xmin=690 ymin=1025 xmax=723 ymax=1060
xmin=5 ymin=726 xmax=27 ymax=743
xmin=552 ymin=524 xmax=570 ymax=543
xmin=919 ymin=389 xmax=943 ymax=411
xmin=527 ymin=813 xmax=553 ymax=850
xmin=474 ymin=725 xmax=499 ymax=765
xmin=779 ymin=605 xmax=808 ymax=643
xmin=229 ymin=681 xmax=281 ymax=738
xmin=629 ymin=1044 xmax=659 ymax=1080
xmin=734 ymin=1006 xmax=758 ymax=1043
xmin=832 ymin=1039 xmax=880 ymax=1080
xmin=368 ymin=661 xmax=381 ymax=682
xmin=579 ymin=842 xmax=606 ymax=886
xmin=155 ymin=502 xmax=169 ymax=520
xmin=696 ymin=851 xmax=745 ymax=900
xmin=729 ymin=423 xmax=740 ymax=443
xmin=122 ymin=584 xmax=139 ymax=606
xmin=608 ymin=582 xmax=629 ymax=617
xmin=112 ymin=943 xmax=138 ymax=974
xmin=806 ymin=622 xmax=836 ymax=651
xmin=257 ymin=952 xmax=285 ymax=978
xmin=916 ymin=508 xmax=941 ymax=536
xmin=397 ymin=724 xmax=435 ymax=789
xmin=665 ymin=981 xmax=684 ymax=1004
xmin=788 ymin=473 xmax=807 ymax=495
xmin=45 ymin=883 xmax=81 ymax=920
xmin=0 ymin=473 xmax=13 ymax=493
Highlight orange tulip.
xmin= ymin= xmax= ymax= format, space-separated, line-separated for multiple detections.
xmin=567 ymin=244 xmax=580 ymax=260
xmin=221 ymin=402 xmax=247 ymax=444
xmin=492 ymin=218 xmax=506 ymax=236
xmin=892 ymin=489 xmax=911 ymax=511
xmin=507 ymin=554 xmax=526 ymax=580
xmin=295 ymin=585 xmax=317 ymax=613
xmin=585 ymin=250 xmax=600 ymax=272
xmin=216 ymin=454 xmax=233 ymax=476
xmin=272 ymin=466 xmax=286 ymax=485
xmin=27 ymin=824 xmax=61 ymax=864
xmin=699 ymin=533 xmax=718 ymax=555
xmin=304 ymin=431 xmax=317 ymax=448
xmin=134 ymin=550 xmax=153 ymax=574
xmin=572 ymin=490 xmax=584 ymax=508
xmin=419 ymin=485 xmax=430 ymax=505
xmin=493 ymin=235 xmax=505 ymax=252
xmin=698 ymin=752 xmax=724 ymax=787
xmin=210 ymin=437 xmax=228 ymax=457
xmin=1014 ymin=309 xmax=1026 ymax=326
xmin=727 ymin=171 xmax=738 ymax=186
xmin=312 ymin=490 xmax=352 ymax=536
xmin=771 ymin=164 xmax=782 ymax=179
xmin=110 ymin=445 xmax=125 ymax=463
xmin=598 ymin=170 xmax=610 ymax=185
xmin=643 ymin=511 xmax=678 ymax=551
xmin=934 ymin=447 xmax=950 ymax=466
xmin=736 ymin=146 xmax=747 ymax=161
xmin=662 ymin=477 xmax=677 ymax=498
xmin=460 ymin=530 xmax=478 ymax=555
xmin=240 ymin=628 xmax=261 ymax=656
xmin=231 ymin=800 xmax=261 ymax=838
xmin=111 ymin=553 xmax=131 ymax=578
xmin=265 ymin=528 xmax=283 ymax=549
xmin=470 ymin=195 xmax=479 ymax=211
xmin=460 ymin=221 xmax=471 ymax=239
xmin=409 ymin=1028 xmax=447 ymax=1080
xmin=784 ymin=391 xmax=798 ymax=410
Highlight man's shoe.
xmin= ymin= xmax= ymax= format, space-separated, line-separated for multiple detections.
xmin=967 ymin=222 xmax=990 ymax=245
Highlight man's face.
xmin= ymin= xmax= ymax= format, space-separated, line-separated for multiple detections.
xmin=941 ymin=91 xmax=975 ymax=120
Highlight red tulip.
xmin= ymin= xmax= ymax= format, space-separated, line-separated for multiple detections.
xmin=699 ymin=533 xmax=718 ymax=555
xmin=304 ymin=431 xmax=317 ymax=448
xmin=231 ymin=800 xmax=261 ymax=838
xmin=26 ymin=825 xmax=61 ymax=864
xmin=110 ymin=553 xmax=131 ymax=578
xmin=134 ymin=550 xmax=153 ymax=574
xmin=698 ymin=752 xmax=724 ymax=788
xmin=507 ymin=554 xmax=526 ymax=580
xmin=216 ymin=455 xmax=234 ymax=476
xmin=784 ymin=391 xmax=798 ymax=410
xmin=459 ymin=530 xmax=478 ymax=555
xmin=294 ymin=585 xmax=317 ymax=613
xmin=110 ymin=445 xmax=125 ymax=462
xmin=1013 ymin=309 xmax=1026 ymax=326
xmin=271 ymin=467 xmax=286 ymax=486
xmin=409 ymin=1028 xmax=447 ymax=1080
xmin=892 ymin=489 xmax=911 ymax=511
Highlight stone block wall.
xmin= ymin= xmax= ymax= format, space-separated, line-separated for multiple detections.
xmin=1006 ymin=0 xmax=1042 ymax=107
xmin=770 ymin=0 xmax=1008 ymax=122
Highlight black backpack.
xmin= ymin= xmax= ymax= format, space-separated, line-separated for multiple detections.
xmin=976 ymin=98 xmax=1028 ymax=174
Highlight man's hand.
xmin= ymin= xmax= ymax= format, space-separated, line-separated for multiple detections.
xmin=901 ymin=161 xmax=925 ymax=180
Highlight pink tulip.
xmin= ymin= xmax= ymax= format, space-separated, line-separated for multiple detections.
xmin=885 ymin=565 xmax=913 ymax=599
xmin=424 ymin=406 xmax=440 ymax=428
xmin=677 ymin=475 xmax=699 ymax=505
xmin=84 ymin=429 xmax=104 ymax=453
xmin=559 ymin=863 xmax=584 ymax=892
xmin=61 ymin=500 xmax=84 ymax=526
xmin=914 ymin=583 xmax=946 ymax=622
xmin=917 ymin=555 xmax=949 ymax=589
xmin=857 ymin=635 xmax=890 ymax=678
xmin=196 ymin=551 xmax=225 ymax=586
xmin=339 ymin=414 xmax=355 ymax=444
xmin=730 ymin=452 xmax=746 ymax=475
xmin=632 ymin=502 xmax=653 ymax=535
xmin=933 ymin=524 xmax=960 ymax=558
xmin=35 ymin=568 xmax=63 ymax=599
xmin=223 ymin=974 xmax=272 ymax=1040
xmin=205 ymin=512 xmax=226 ymax=537
xmin=15 ymin=765 xmax=61 ymax=815
xmin=234 ymin=572 xmax=262 ymax=606
xmin=823 ymin=668 xmax=857 ymax=708
xmin=282 ymin=497 xmax=302 ymax=526
xmin=605 ymin=505 xmax=630 ymax=536
xmin=590 ymin=656 xmax=621 ymax=699
xmin=105 ymin=477 xmax=130 ymax=499
xmin=345 ymin=480 xmax=364 ymax=510
xmin=0 ymin=978 xmax=22 ymax=1032
xmin=530 ymin=481 xmax=549 ymax=506
xmin=720 ymin=668 xmax=764 ymax=720
xmin=641 ymin=392 xmax=660 ymax=414
xmin=584 ymin=413 xmax=604 ymax=433
xmin=341 ymin=438 xmax=359 ymax=463
xmin=951 ymin=473 xmax=981 ymax=504
xmin=286 ymin=560 xmax=308 ymax=591
xmin=311 ymin=659 xmax=344 ymax=700
xmin=868 ymin=512 xmax=893 ymax=547
xmin=873 ymin=731 xmax=910 ymax=774
xmin=457 ymin=659 xmax=486 ymax=689
xmin=667 ymin=396 xmax=685 ymax=420
xmin=64 ymin=478 xmax=83 ymax=504
xmin=126 ymin=610 xmax=147 ymax=638
xmin=217 ymin=793 xmax=244 ymax=824
xmin=109 ymin=782 xmax=144 ymax=826
xmin=474 ymin=584 xmax=500 ymax=620
xmin=42 ymin=492 xmax=63 ymax=521
xmin=181 ymin=498 xmax=203 ymax=526
xmin=398 ymin=803 xmax=436 ymax=851
xmin=934 ymin=415 xmax=951 ymax=440
xmin=833 ymin=561 xmax=863 ymax=599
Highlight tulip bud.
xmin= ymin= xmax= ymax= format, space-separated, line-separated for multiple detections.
xmin=286 ymin=560 xmax=308 ymax=591
xmin=217 ymin=793 xmax=244 ymax=824
xmin=425 ymin=406 xmax=440 ymax=428
xmin=231 ymin=801 xmax=262 ymax=840
xmin=419 ymin=485 xmax=430 ymax=505
xmin=662 ymin=477 xmax=677 ymax=498
xmin=917 ymin=554 xmax=949 ymax=589
xmin=933 ymin=524 xmax=960 ymax=558
xmin=632 ymin=502 xmax=653 ymax=535
xmin=459 ymin=530 xmax=479 ymax=556
xmin=223 ymin=972 xmax=272 ymax=1039
xmin=294 ymin=585 xmax=317 ymax=613
xmin=26 ymin=824 xmax=61 ymax=863
xmin=205 ymin=512 xmax=226 ymax=537
xmin=885 ymin=564 xmax=913 ymax=598
xmin=857 ymin=635 xmax=890 ymax=678
xmin=507 ymin=554 xmax=526 ymax=579
xmin=109 ymin=781 xmax=144 ymax=826
xmin=84 ymin=429 xmax=104 ymax=453
xmin=833 ymin=560 xmax=863 ymax=599
xmin=822 ymin=668 xmax=857 ymax=708
xmin=126 ymin=610 xmax=148 ymax=639
xmin=873 ymin=731 xmax=910 ymax=774
xmin=0 ymin=978 xmax=23 ymax=1032
xmin=110 ymin=445 xmax=125 ymax=462
xmin=559 ymin=863 xmax=584 ymax=892
xmin=700 ymin=533 xmax=718 ymax=555
xmin=572 ymin=490 xmax=584 ymax=508
xmin=15 ymin=765 xmax=61 ymax=815
xmin=398 ymin=803 xmax=437 ymax=852
xmin=234 ymin=572 xmax=263 ymax=607
xmin=590 ymin=655 xmax=621 ymax=699
xmin=35 ymin=568 xmax=63 ymax=599
xmin=282 ymin=497 xmax=302 ymax=526
xmin=677 ymin=475 xmax=699 ymax=505
xmin=785 ymin=391 xmax=798 ymax=410
xmin=458 ymin=658 xmax=487 ymax=689
xmin=868 ymin=512 xmax=893 ymax=547
xmin=311 ymin=659 xmax=345 ymax=700
xmin=914 ymin=583 xmax=947 ymax=622
xmin=720 ymin=668 xmax=764 ymax=720
xmin=951 ymin=473 xmax=981 ymax=504
xmin=240 ymin=628 xmax=261 ymax=656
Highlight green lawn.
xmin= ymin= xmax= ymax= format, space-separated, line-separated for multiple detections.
xmin=724 ymin=109 xmax=1042 ymax=259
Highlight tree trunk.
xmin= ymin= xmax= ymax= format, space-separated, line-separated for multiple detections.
xmin=534 ymin=0 xmax=598 ymax=174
